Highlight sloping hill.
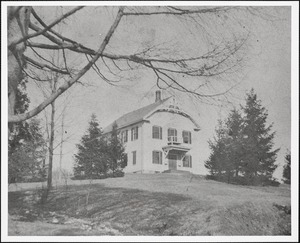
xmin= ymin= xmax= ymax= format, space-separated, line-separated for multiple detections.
xmin=8 ymin=173 xmax=291 ymax=236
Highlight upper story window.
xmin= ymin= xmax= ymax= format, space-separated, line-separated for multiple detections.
xmin=168 ymin=128 xmax=177 ymax=143
xmin=152 ymin=151 xmax=162 ymax=164
xmin=152 ymin=126 xmax=162 ymax=139
xmin=121 ymin=130 xmax=128 ymax=143
xmin=131 ymin=126 xmax=138 ymax=141
xmin=183 ymin=155 xmax=192 ymax=168
xmin=122 ymin=130 xmax=128 ymax=143
xmin=182 ymin=131 xmax=192 ymax=144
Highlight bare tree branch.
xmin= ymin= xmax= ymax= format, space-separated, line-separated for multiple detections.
xmin=62 ymin=48 xmax=72 ymax=77
xmin=8 ymin=6 xmax=84 ymax=49
xmin=123 ymin=6 xmax=233 ymax=16
xmin=8 ymin=5 xmax=262 ymax=124
xmin=24 ymin=55 xmax=70 ymax=75
xmin=8 ymin=7 xmax=125 ymax=123
xmin=85 ymin=54 xmax=119 ymax=86
xmin=29 ymin=45 xmax=63 ymax=70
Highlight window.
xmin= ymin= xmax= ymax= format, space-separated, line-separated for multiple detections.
xmin=132 ymin=151 xmax=136 ymax=165
xmin=121 ymin=130 xmax=128 ymax=143
xmin=131 ymin=127 xmax=138 ymax=141
xmin=182 ymin=131 xmax=192 ymax=144
xmin=168 ymin=128 xmax=177 ymax=142
xmin=152 ymin=126 xmax=162 ymax=139
xmin=183 ymin=155 xmax=192 ymax=168
xmin=152 ymin=151 xmax=162 ymax=164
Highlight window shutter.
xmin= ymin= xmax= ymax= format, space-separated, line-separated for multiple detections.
xmin=152 ymin=151 xmax=155 ymax=164
xmin=189 ymin=132 xmax=192 ymax=144
xmin=160 ymin=127 xmax=162 ymax=139
xmin=190 ymin=155 xmax=192 ymax=167
xmin=133 ymin=151 xmax=136 ymax=164
xmin=159 ymin=151 xmax=162 ymax=164
xmin=136 ymin=127 xmax=138 ymax=139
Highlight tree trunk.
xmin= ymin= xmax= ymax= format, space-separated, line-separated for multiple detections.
xmin=58 ymin=112 xmax=65 ymax=182
xmin=8 ymin=7 xmax=32 ymax=120
xmin=47 ymin=77 xmax=57 ymax=190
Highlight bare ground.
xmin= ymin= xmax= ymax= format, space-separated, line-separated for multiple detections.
xmin=8 ymin=173 xmax=291 ymax=236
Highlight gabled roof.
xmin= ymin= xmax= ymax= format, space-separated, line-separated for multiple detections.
xmin=103 ymin=97 xmax=170 ymax=134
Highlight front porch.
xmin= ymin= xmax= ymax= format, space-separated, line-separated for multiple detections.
xmin=162 ymin=143 xmax=191 ymax=171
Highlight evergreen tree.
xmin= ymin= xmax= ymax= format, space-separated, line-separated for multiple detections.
xmin=9 ymin=118 xmax=47 ymax=183
xmin=226 ymin=108 xmax=245 ymax=178
xmin=107 ymin=122 xmax=127 ymax=177
xmin=241 ymin=89 xmax=280 ymax=185
xmin=8 ymin=79 xmax=31 ymax=150
xmin=205 ymin=89 xmax=280 ymax=186
xmin=73 ymin=114 xmax=108 ymax=179
xmin=8 ymin=79 xmax=47 ymax=183
xmin=282 ymin=150 xmax=291 ymax=184
xmin=205 ymin=109 xmax=244 ymax=183
xmin=205 ymin=120 xmax=227 ymax=177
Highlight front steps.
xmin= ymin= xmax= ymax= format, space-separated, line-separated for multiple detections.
xmin=162 ymin=169 xmax=191 ymax=174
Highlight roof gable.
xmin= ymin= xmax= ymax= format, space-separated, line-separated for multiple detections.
xmin=145 ymin=107 xmax=201 ymax=131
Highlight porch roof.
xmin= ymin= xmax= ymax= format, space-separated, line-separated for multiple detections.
xmin=162 ymin=145 xmax=191 ymax=153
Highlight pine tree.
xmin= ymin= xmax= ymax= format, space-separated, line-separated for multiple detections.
xmin=9 ymin=118 xmax=47 ymax=183
xmin=282 ymin=150 xmax=291 ymax=184
xmin=241 ymin=89 xmax=280 ymax=185
xmin=205 ymin=120 xmax=227 ymax=178
xmin=205 ymin=109 xmax=244 ymax=183
xmin=25 ymin=119 xmax=48 ymax=181
xmin=205 ymin=90 xmax=280 ymax=186
xmin=73 ymin=114 xmax=108 ymax=179
xmin=107 ymin=122 xmax=127 ymax=177
xmin=8 ymin=79 xmax=47 ymax=183
xmin=226 ymin=108 xmax=245 ymax=178
xmin=8 ymin=79 xmax=31 ymax=151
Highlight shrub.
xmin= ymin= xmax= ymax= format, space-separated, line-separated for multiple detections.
xmin=107 ymin=170 xmax=125 ymax=178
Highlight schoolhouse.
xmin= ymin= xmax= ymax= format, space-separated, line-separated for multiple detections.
xmin=103 ymin=91 xmax=203 ymax=174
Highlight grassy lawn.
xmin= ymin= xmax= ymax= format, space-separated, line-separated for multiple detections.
xmin=8 ymin=173 xmax=291 ymax=236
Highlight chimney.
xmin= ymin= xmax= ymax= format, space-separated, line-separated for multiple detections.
xmin=155 ymin=90 xmax=162 ymax=102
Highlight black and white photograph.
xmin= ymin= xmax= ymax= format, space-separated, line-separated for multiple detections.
xmin=2 ymin=1 xmax=299 ymax=242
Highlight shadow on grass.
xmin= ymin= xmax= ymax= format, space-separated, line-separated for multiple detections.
xmin=8 ymin=183 xmax=291 ymax=236
xmin=8 ymin=184 xmax=194 ymax=235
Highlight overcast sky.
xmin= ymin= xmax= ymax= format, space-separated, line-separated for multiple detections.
xmin=3 ymin=3 xmax=297 ymax=181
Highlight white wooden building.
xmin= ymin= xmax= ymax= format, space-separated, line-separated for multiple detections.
xmin=103 ymin=91 xmax=205 ymax=174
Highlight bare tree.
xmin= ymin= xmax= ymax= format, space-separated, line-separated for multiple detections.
xmin=58 ymin=110 xmax=65 ymax=182
xmin=33 ymin=61 xmax=76 ymax=190
xmin=47 ymin=75 xmax=57 ymax=189
xmin=41 ymin=79 xmax=76 ymax=190
xmin=7 ymin=5 xmax=277 ymax=124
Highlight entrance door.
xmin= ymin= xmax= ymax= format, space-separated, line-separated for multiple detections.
xmin=168 ymin=154 xmax=177 ymax=170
